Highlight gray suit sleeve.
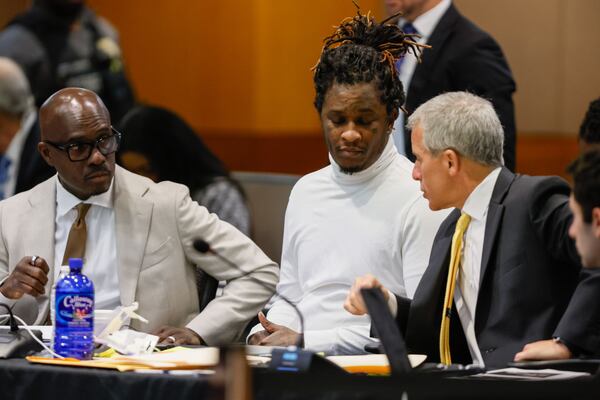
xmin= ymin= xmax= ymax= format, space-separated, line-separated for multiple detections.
xmin=173 ymin=187 xmax=279 ymax=345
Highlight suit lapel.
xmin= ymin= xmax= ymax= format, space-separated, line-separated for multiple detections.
xmin=22 ymin=177 xmax=56 ymax=323
xmin=407 ymin=4 xmax=460 ymax=110
xmin=26 ymin=178 xmax=56 ymax=270
xmin=417 ymin=212 xmax=457 ymax=301
xmin=113 ymin=166 xmax=153 ymax=307
xmin=479 ymin=167 xmax=515 ymax=287
xmin=408 ymin=208 xmax=459 ymax=355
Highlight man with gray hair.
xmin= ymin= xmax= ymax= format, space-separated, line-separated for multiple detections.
xmin=0 ymin=57 xmax=53 ymax=199
xmin=345 ymin=91 xmax=600 ymax=367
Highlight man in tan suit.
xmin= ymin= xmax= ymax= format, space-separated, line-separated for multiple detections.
xmin=0 ymin=88 xmax=279 ymax=345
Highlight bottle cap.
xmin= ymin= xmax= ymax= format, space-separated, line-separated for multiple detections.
xmin=68 ymin=258 xmax=83 ymax=271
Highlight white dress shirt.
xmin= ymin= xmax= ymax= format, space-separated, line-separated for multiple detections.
xmin=249 ymin=139 xmax=448 ymax=354
xmin=55 ymin=177 xmax=120 ymax=310
xmin=455 ymin=167 xmax=501 ymax=366
xmin=392 ymin=0 xmax=452 ymax=153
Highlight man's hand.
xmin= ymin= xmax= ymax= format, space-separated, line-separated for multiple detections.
xmin=248 ymin=312 xmax=300 ymax=347
xmin=344 ymin=274 xmax=388 ymax=315
xmin=153 ymin=326 xmax=205 ymax=346
xmin=514 ymin=339 xmax=572 ymax=362
xmin=0 ymin=256 xmax=49 ymax=299
xmin=247 ymin=327 xmax=270 ymax=345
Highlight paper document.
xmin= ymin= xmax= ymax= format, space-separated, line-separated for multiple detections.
xmin=244 ymin=345 xmax=283 ymax=356
xmin=28 ymin=346 xmax=221 ymax=372
xmin=472 ymin=368 xmax=590 ymax=380
xmin=107 ymin=346 xmax=220 ymax=369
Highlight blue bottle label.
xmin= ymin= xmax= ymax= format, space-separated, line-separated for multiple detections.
xmin=55 ymin=293 xmax=94 ymax=329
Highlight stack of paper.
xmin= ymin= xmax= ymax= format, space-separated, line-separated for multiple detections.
xmin=472 ymin=368 xmax=591 ymax=380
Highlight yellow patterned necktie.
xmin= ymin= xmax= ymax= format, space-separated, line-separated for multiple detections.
xmin=439 ymin=212 xmax=471 ymax=365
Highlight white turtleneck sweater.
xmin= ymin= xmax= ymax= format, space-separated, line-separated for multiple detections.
xmin=250 ymin=139 xmax=448 ymax=354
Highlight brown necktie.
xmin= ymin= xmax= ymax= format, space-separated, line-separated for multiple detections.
xmin=61 ymin=203 xmax=91 ymax=265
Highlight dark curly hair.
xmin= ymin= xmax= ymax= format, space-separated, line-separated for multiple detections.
xmin=568 ymin=150 xmax=600 ymax=223
xmin=313 ymin=7 xmax=426 ymax=117
xmin=117 ymin=105 xmax=231 ymax=191
xmin=580 ymin=98 xmax=600 ymax=144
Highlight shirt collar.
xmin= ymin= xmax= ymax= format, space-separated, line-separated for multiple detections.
xmin=399 ymin=0 xmax=452 ymax=39
xmin=56 ymin=175 xmax=115 ymax=217
xmin=462 ymin=167 xmax=502 ymax=222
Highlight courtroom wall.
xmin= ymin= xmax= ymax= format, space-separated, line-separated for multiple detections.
xmin=2 ymin=1 xmax=599 ymax=175
xmin=455 ymin=0 xmax=600 ymax=136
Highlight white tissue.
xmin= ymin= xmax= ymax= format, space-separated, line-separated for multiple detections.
xmin=95 ymin=302 xmax=148 ymax=341
xmin=94 ymin=302 xmax=157 ymax=355
xmin=102 ymin=329 xmax=159 ymax=355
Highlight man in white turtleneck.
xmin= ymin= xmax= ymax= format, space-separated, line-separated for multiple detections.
xmin=247 ymin=12 xmax=448 ymax=355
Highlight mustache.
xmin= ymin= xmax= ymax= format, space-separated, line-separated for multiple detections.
xmin=85 ymin=166 xmax=111 ymax=177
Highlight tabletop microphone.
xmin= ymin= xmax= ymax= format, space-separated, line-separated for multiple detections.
xmin=193 ymin=238 xmax=347 ymax=374
xmin=192 ymin=238 xmax=305 ymax=348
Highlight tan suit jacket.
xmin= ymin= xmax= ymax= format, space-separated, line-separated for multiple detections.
xmin=0 ymin=166 xmax=279 ymax=345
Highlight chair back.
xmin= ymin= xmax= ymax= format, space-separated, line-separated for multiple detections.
xmin=232 ymin=172 xmax=300 ymax=264
xmin=196 ymin=270 xmax=219 ymax=312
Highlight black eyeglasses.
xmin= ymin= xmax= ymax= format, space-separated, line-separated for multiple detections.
xmin=44 ymin=127 xmax=122 ymax=162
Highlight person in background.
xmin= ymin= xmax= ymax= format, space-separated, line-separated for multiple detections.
xmin=383 ymin=0 xmax=516 ymax=170
xmin=118 ymin=105 xmax=251 ymax=236
xmin=0 ymin=0 xmax=135 ymax=124
xmin=0 ymin=57 xmax=54 ymax=200
xmin=578 ymin=98 xmax=600 ymax=153
xmin=345 ymin=92 xmax=600 ymax=367
xmin=247 ymin=9 xmax=447 ymax=355
xmin=566 ymin=151 xmax=600 ymax=268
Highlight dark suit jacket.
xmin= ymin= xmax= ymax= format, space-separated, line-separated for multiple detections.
xmin=395 ymin=168 xmax=600 ymax=368
xmin=404 ymin=4 xmax=516 ymax=170
xmin=14 ymin=117 xmax=54 ymax=194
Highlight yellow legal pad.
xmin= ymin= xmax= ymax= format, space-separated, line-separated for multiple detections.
xmin=27 ymin=346 xmax=220 ymax=372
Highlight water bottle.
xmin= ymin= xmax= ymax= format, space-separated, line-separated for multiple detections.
xmin=53 ymin=258 xmax=95 ymax=359
xmin=50 ymin=264 xmax=70 ymax=348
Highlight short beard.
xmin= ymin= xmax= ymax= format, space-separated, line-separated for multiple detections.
xmin=339 ymin=166 xmax=363 ymax=175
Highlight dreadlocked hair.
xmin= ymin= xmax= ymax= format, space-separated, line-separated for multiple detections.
xmin=313 ymin=5 xmax=427 ymax=116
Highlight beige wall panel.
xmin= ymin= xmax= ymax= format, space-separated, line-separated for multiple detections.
xmin=88 ymin=0 xmax=257 ymax=133
xmin=1 ymin=1 xmax=595 ymax=173
xmin=253 ymin=0 xmax=384 ymax=134
xmin=455 ymin=0 xmax=564 ymax=133
xmin=51 ymin=0 xmax=600 ymax=138
xmin=456 ymin=0 xmax=600 ymax=135
xmin=88 ymin=0 xmax=384 ymax=136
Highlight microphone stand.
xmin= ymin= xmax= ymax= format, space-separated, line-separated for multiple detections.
xmin=193 ymin=239 xmax=304 ymax=348
xmin=193 ymin=239 xmax=345 ymax=374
